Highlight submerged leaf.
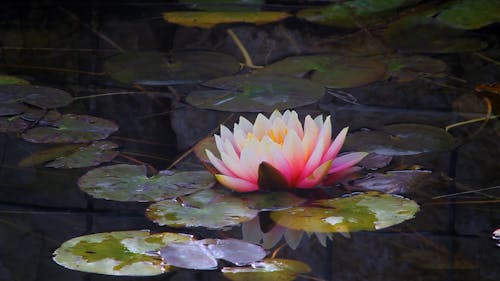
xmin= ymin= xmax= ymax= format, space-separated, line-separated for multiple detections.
xmin=0 ymin=85 xmax=72 ymax=109
xmin=162 ymin=11 xmax=290 ymax=28
xmin=222 ymin=258 xmax=311 ymax=281
xmin=18 ymin=144 xmax=84 ymax=167
xmin=79 ymin=164 xmax=215 ymax=202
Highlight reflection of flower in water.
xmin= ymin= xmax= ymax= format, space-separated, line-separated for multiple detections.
xmin=493 ymin=228 xmax=500 ymax=247
xmin=206 ymin=110 xmax=367 ymax=192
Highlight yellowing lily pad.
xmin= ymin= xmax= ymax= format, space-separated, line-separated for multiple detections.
xmin=222 ymin=259 xmax=311 ymax=281
xmin=52 ymin=230 xmax=193 ymax=276
xmin=146 ymin=189 xmax=258 ymax=229
xmin=345 ymin=124 xmax=456 ymax=155
xmin=187 ymin=74 xmax=325 ymax=112
xmin=162 ymin=11 xmax=290 ymax=28
xmin=0 ymin=74 xmax=30 ymax=85
xmin=436 ymin=0 xmax=500 ymax=30
xmin=270 ymin=192 xmax=419 ymax=233
xmin=21 ymin=114 xmax=118 ymax=143
xmin=78 ymin=164 xmax=215 ymax=202
xmin=104 ymin=51 xmax=241 ymax=86
xmin=0 ymin=85 xmax=73 ymax=109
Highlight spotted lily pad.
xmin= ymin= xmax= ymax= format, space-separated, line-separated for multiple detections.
xmin=146 ymin=189 xmax=258 ymax=229
xmin=162 ymin=11 xmax=290 ymax=28
xmin=0 ymin=85 xmax=72 ymax=109
xmin=239 ymin=192 xmax=307 ymax=211
xmin=436 ymin=0 xmax=500 ymax=30
xmin=270 ymin=192 xmax=419 ymax=233
xmin=344 ymin=170 xmax=432 ymax=194
xmin=52 ymin=230 xmax=193 ymax=276
xmin=345 ymin=124 xmax=456 ymax=156
xmin=78 ymin=164 xmax=215 ymax=202
xmin=159 ymin=239 xmax=266 ymax=270
xmin=187 ymin=74 xmax=325 ymax=112
xmin=0 ymin=74 xmax=30 ymax=85
xmin=45 ymin=141 xmax=119 ymax=168
xmin=21 ymin=114 xmax=118 ymax=143
xmin=104 ymin=51 xmax=241 ymax=86
xmin=222 ymin=259 xmax=311 ymax=281
xmin=255 ymin=55 xmax=386 ymax=89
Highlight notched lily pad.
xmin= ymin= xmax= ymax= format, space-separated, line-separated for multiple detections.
xmin=222 ymin=259 xmax=311 ymax=281
xmin=270 ymin=192 xmax=419 ymax=233
xmin=21 ymin=114 xmax=119 ymax=143
xmin=104 ymin=51 xmax=241 ymax=86
xmin=346 ymin=124 xmax=456 ymax=155
xmin=146 ymin=189 xmax=258 ymax=229
xmin=79 ymin=164 xmax=215 ymax=202
xmin=0 ymin=85 xmax=72 ymax=109
xmin=187 ymin=74 xmax=325 ymax=112
xmin=52 ymin=230 xmax=193 ymax=276
xmin=344 ymin=170 xmax=432 ymax=194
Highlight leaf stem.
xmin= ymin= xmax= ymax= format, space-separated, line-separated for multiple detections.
xmin=227 ymin=29 xmax=263 ymax=69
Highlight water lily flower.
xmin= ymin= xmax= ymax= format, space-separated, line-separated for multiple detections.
xmin=205 ymin=110 xmax=367 ymax=192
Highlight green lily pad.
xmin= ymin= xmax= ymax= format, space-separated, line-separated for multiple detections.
xmin=146 ymin=189 xmax=258 ymax=229
xmin=0 ymin=74 xmax=30 ymax=85
xmin=0 ymin=116 xmax=30 ymax=133
xmin=345 ymin=124 xmax=456 ymax=156
xmin=239 ymin=192 xmax=307 ymax=211
xmin=0 ymin=85 xmax=73 ymax=109
xmin=52 ymin=230 xmax=193 ymax=276
xmin=159 ymin=239 xmax=266 ymax=270
xmin=384 ymin=55 xmax=447 ymax=82
xmin=18 ymin=143 xmax=84 ymax=167
xmin=78 ymin=164 xmax=215 ymax=202
xmin=187 ymin=74 xmax=325 ymax=112
xmin=21 ymin=114 xmax=119 ymax=143
xmin=162 ymin=11 xmax=290 ymax=28
xmin=104 ymin=51 xmax=241 ymax=86
xmin=45 ymin=141 xmax=119 ymax=168
xmin=436 ymin=0 xmax=500 ymax=30
xmin=345 ymin=170 xmax=432 ymax=194
xmin=256 ymin=55 xmax=386 ymax=89
xmin=0 ymin=102 xmax=24 ymax=116
xmin=271 ymin=192 xmax=419 ymax=233
xmin=222 ymin=259 xmax=311 ymax=281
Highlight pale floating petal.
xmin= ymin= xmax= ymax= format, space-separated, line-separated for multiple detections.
xmin=329 ymin=152 xmax=368 ymax=174
xmin=215 ymin=174 xmax=259 ymax=192
xmin=206 ymin=149 xmax=236 ymax=177
xmin=321 ymin=127 xmax=349 ymax=163
xmin=253 ymin=113 xmax=271 ymax=139
xmin=296 ymin=160 xmax=332 ymax=188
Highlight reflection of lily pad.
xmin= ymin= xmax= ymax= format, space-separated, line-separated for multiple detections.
xmin=163 ymin=11 xmax=290 ymax=28
xmin=223 ymin=259 xmax=311 ymax=281
xmin=256 ymin=55 xmax=386 ymax=88
xmin=239 ymin=192 xmax=307 ymax=211
xmin=436 ymin=0 xmax=500 ymax=30
xmin=104 ymin=51 xmax=241 ymax=86
xmin=0 ymin=117 xmax=30 ymax=133
xmin=0 ymin=85 xmax=73 ymax=109
xmin=52 ymin=230 xmax=193 ymax=276
xmin=345 ymin=124 xmax=455 ymax=155
xmin=345 ymin=170 xmax=432 ymax=194
xmin=21 ymin=114 xmax=119 ymax=143
xmin=146 ymin=189 xmax=258 ymax=229
xmin=187 ymin=74 xmax=325 ymax=112
xmin=270 ymin=192 xmax=419 ymax=233
xmin=78 ymin=164 xmax=215 ymax=202
xmin=0 ymin=74 xmax=30 ymax=85
xmin=45 ymin=141 xmax=119 ymax=168
xmin=159 ymin=239 xmax=266 ymax=270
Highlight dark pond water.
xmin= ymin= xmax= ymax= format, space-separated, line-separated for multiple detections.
xmin=1 ymin=1 xmax=499 ymax=281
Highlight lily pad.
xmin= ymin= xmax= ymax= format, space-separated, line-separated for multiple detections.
xmin=345 ymin=124 xmax=456 ymax=156
xmin=187 ymin=74 xmax=325 ymax=112
xmin=358 ymin=152 xmax=392 ymax=170
xmin=162 ymin=11 xmax=290 ymax=28
xmin=239 ymin=192 xmax=307 ymax=211
xmin=344 ymin=170 xmax=432 ymax=194
xmin=18 ymin=144 xmax=84 ymax=167
xmin=20 ymin=106 xmax=61 ymax=122
xmin=384 ymin=55 xmax=447 ymax=82
xmin=21 ymin=114 xmax=119 ymax=143
xmin=0 ymin=74 xmax=30 ymax=85
xmin=104 ymin=51 xmax=241 ymax=86
xmin=45 ymin=141 xmax=119 ymax=168
xmin=78 ymin=164 xmax=215 ymax=202
xmin=52 ymin=230 xmax=193 ymax=276
xmin=0 ymin=85 xmax=73 ymax=109
xmin=222 ymin=259 xmax=311 ymax=281
xmin=436 ymin=0 xmax=500 ymax=30
xmin=0 ymin=102 xmax=24 ymax=116
xmin=256 ymin=55 xmax=386 ymax=89
xmin=146 ymin=189 xmax=258 ymax=229
xmin=0 ymin=116 xmax=30 ymax=133
xmin=270 ymin=192 xmax=419 ymax=233
xmin=159 ymin=239 xmax=266 ymax=270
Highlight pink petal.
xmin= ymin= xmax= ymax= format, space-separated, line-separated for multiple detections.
xmin=329 ymin=152 xmax=368 ymax=174
xmin=301 ymin=115 xmax=320 ymax=159
xmin=205 ymin=149 xmax=236 ymax=177
xmin=299 ymin=116 xmax=332 ymax=179
xmin=296 ymin=160 xmax=332 ymax=188
xmin=261 ymin=137 xmax=293 ymax=184
xmin=239 ymin=143 xmax=261 ymax=183
xmin=215 ymin=174 xmax=259 ymax=192
xmin=220 ymin=150 xmax=253 ymax=182
xmin=282 ymin=130 xmax=305 ymax=184
xmin=321 ymin=127 xmax=349 ymax=163
xmin=233 ymin=124 xmax=247 ymax=152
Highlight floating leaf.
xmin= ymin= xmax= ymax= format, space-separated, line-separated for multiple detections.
xmin=21 ymin=114 xmax=118 ymax=143
xmin=45 ymin=141 xmax=119 ymax=168
xmin=18 ymin=144 xmax=84 ymax=167
xmin=79 ymin=164 xmax=215 ymax=202
xmin=159 ymin=239 xmax=266 ymax=270
xmin=162 ymin=11 xmax=290 ymax=28
xmin=384 ymin=55 xmax=447 ymax=82
xmin=222 ymin=259 xmax=311 ymax=281
xmin=345 ymin=124 xmax=456 ymax=155
xmin=104 ymin=51 xmax=241 ymax=86
xmin=0 ymin=102 xmax=24 ymax=116
xmin=239 ymin=192 xmax=307 ymax=211
xmin=0 ymin=74 xmax=30 ymax=85
xmin=187 ymin=74 xmax=325 ymax=112
xmin=52 ymin=230 xmax=193 ymax=276
xmin=146 ymin=189 xmax=258 ymax=229
xmin=0 ymin=116 xmax=30 ymax=133
xmin=344 ymin=170 xmax=431 ymax=194
xmin=0 ymin=85 xmax=72 ymax=109
xmin=20 ymin=106 xmax=61 ymax=122
xmin=436 ymin=0 xmax=500 ymax=30
xmin=271 ymin=192 xmax=419 ymax=233
xmin=256 ymin=55 xmax=386 ymax=89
